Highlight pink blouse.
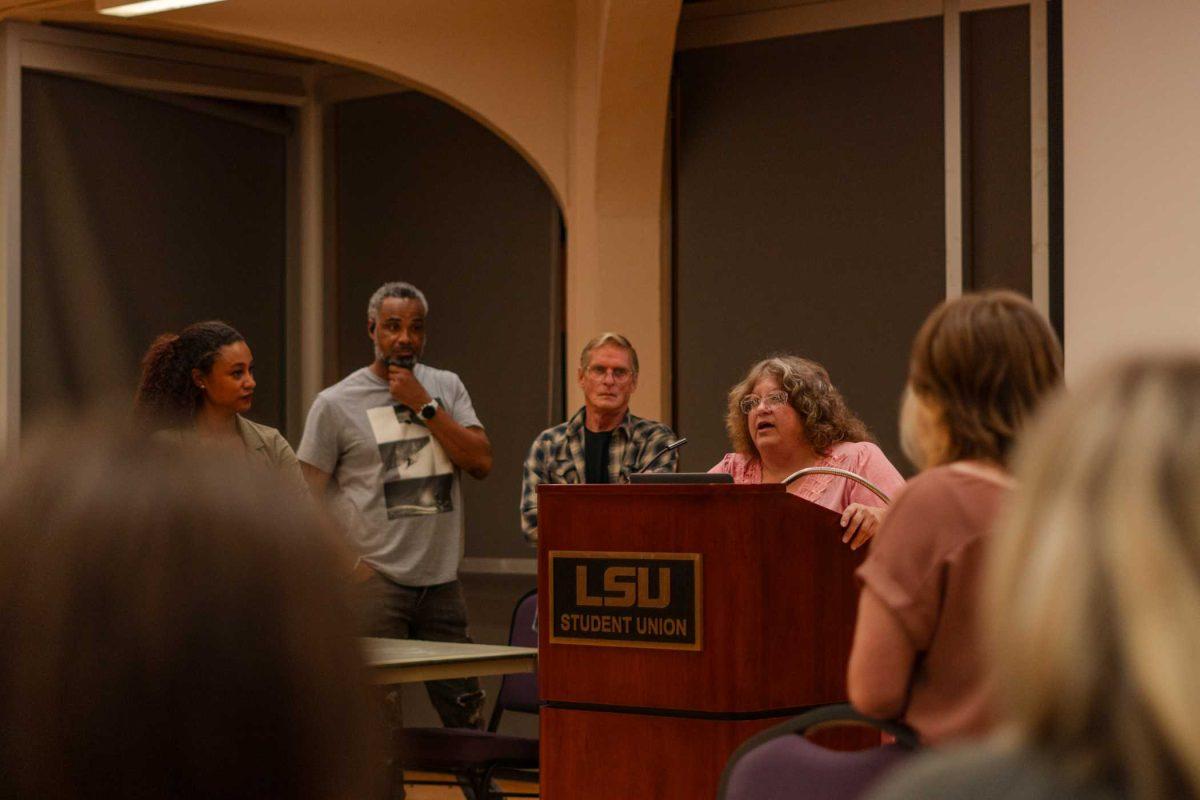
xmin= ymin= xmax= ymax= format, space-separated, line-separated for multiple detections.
xmin=708 ymin=441 xmax=905 ymax=514
xmin=855 ymin=463 xmax=1011 ymax=743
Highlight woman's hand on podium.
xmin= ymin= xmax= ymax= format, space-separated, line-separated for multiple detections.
xmin=841 ymin=503 xmax=885 ymax=550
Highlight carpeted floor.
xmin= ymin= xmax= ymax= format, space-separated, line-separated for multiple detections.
xmin=403 ymin=771 xmax=538 ymax=799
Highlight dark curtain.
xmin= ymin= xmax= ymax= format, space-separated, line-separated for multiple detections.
xmin=21 ymin=71 xmax=289 ymax=431
xmin=674 ymin=19 xmax=946 ymax=474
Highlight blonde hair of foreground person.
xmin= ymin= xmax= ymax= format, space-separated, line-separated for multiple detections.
xmin=986 ymin=355 xmax=1200 ymax=799
xmin=0 ymin=420 xmax=382 ymax=799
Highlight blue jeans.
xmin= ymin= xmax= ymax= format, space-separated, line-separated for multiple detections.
xmin=356 ymin=573 xmax=485 ymax=730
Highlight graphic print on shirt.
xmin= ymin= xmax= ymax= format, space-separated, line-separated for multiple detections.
xmin=367 ymin=402 xmax=453 ymax=518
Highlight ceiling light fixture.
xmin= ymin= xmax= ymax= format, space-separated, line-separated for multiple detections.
xmin=97 ymin=0 xmax=227 ymax=18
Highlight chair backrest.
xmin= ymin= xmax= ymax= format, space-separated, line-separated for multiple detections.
xmin=489 ymin=589 xmax=539 ymax=730
xmin=722 ymin=736 xmax=909 ymax=800
xmin=718 ymin=704 xmax=918 ymax=800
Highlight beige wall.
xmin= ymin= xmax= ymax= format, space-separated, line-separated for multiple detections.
xmin=565 ymin=0 xmax=679 ymax=418
xmin=1063 ymin=0 xmax=1200 ymax=380
xmin=51 ymin=0 xmax=576 ymax=206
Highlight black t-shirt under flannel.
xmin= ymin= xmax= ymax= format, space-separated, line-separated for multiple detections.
xmin=584 ymin=427 xmax=614 ymax=484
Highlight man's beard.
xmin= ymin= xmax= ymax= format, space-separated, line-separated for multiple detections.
xmin=375 ymin=344 xmax=419 ymax=366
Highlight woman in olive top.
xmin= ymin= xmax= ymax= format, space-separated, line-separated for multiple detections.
xmin=134 ymin=320 xmax=304 ymax=491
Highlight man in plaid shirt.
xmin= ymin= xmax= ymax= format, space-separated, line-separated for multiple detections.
xmin=520 ymin=332 xmax=678 ymax=544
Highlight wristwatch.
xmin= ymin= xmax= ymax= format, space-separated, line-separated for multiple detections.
xmin=419 ymin=398 xmax=439 ymax=420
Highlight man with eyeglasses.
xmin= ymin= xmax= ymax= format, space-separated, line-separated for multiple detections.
xmin=520 ymin=332 xmax=678 ymax=545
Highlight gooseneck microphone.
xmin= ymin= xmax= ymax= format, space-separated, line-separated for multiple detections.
xmin=635 ymin=437 xmax=688 ymax=474
xmin=782 ymin=466 xmax=892 ymax=504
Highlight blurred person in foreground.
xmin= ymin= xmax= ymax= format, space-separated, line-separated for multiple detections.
xmin=710 ymin=355 xmax=904 ymax=549
xmin=0 ymin=421 xmax=381 ymax=800
xmin=868 ymin=355 xmax=1200 ymax=800
xmin=848 ymin=290 xmax=1062 ymax=743
xmin=134 ymin=319 xmax=304 ymax=490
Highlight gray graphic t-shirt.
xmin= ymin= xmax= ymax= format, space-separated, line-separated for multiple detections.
xmin=297 ymin=365 xmax=482 ymax=586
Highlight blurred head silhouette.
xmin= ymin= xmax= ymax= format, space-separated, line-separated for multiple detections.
xmin=0 ymin=419 xmax=381 ymax=799
xmin=988 ymin=354 xmax=1200 ymax=799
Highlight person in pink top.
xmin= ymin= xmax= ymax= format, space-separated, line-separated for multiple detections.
xmin=709 ymin=355 xmax=905 ymax=549
xmin=848 ymin=290 xmax=1063 ymax=745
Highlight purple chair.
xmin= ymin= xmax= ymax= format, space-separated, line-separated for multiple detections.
xmin=717 ymin=704 xmax=919 ymax=800
xmin=396 ymin=589 xmax=539 ymax=799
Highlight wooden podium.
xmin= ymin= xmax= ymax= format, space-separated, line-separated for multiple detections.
xmin=536 ymin=483 xmax=865 ymax=799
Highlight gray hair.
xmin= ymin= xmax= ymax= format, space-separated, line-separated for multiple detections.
xmin=579 ymin=332 xmax=639 ymax=376
xmin=367 ymin=282 xmax=429 ymax=322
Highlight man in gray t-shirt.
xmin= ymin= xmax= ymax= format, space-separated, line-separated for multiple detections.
xmin=297 ymin=281 xmax=492 ymax=731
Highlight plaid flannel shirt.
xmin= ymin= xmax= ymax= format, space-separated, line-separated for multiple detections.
xmin=520 ymin=407 xmax=678 ymax=544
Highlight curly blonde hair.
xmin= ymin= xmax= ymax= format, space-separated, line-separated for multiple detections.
xmin=725 ymin=355 xmax=870 ymax=458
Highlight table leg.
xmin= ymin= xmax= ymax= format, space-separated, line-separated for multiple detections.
xmin=382 ymin=686 xmax=406 ymax=800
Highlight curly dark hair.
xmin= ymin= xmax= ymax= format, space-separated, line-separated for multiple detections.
xmin=725 ymin=355 xmax=870 ymax=458
xmin=134 ymin=321 xmax=244 ymax=429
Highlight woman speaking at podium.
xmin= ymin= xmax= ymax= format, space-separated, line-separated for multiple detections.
xmin=709 ymin=355 xmax=904 ymax=549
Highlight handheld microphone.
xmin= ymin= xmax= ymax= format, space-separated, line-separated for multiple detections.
xmin=635 ymin=437 xmax=688 ymax=474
